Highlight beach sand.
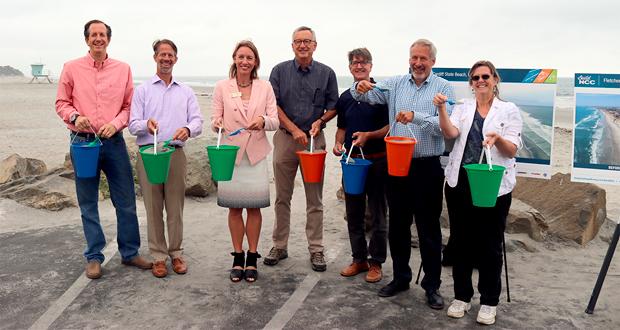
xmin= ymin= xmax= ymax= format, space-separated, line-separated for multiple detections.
xmin=1 ymin=77 xmax=619 ymax=328
xmin=599 ymin=109 xmax=620 ymax=165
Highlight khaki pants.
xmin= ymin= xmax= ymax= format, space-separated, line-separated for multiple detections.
xmin=137 ymin=148 xmax=187 ymax=261
xmin=272 ymin=129 xmax=326 ymax=253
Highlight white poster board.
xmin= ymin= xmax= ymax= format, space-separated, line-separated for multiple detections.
xmin=572 ymin=73 xmax=620 ymax=185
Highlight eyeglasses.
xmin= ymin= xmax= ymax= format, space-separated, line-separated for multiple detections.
xmin=471 ymin=74 xmax=491 ymax=81
xmin=293 ymin=39 xmax=314 ymax=46
xmin=350 ymin=61 xmax=370 ymax=66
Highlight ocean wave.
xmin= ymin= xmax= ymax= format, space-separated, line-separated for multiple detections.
xmin=576 ymin=109 xmax=600 ymax=128
xmin=521 ymin=111 xmax=552 ymax=143
xmin=590 ymin=111 xmax=604 ymax=163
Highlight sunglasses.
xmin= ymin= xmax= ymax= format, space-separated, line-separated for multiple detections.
xmin=471 ymin=74 xmax=491 ymax=81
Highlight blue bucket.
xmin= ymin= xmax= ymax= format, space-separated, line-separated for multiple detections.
xmin=71 ymin=142 xmax=100 ymax=178
xmin=340 ymin=158 xmax=372 ymax=195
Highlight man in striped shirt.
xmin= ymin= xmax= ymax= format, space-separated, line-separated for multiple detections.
xmin=351 ymin=39 xmax=455 ymax=309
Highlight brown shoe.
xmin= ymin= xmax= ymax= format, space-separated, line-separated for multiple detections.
xmin=121 ymin=255 xmax=153 ymax=270
xmin=340 ymin=261 xmax=369 ymax=277
xmin=152 ymin=260 xmax=168 ymax=278
xmin=85 ymin=260 xmax=102 ymax=279
xmin=172 ymin=257 xmax=187 ymax=274
xmin=366 ymin=262 xmax=383 ymax=283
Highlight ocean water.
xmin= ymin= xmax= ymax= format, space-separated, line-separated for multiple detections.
xmin=574 ymin=106 xmax=602 ymax=164
xmin=519 ymin=105 xmax=553 ymax=160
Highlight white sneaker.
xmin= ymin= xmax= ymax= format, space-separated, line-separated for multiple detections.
xmin=447 ymin=299 xmax=471 ymax=318
xmin=476 ymin=305 xmax=497 ymax=325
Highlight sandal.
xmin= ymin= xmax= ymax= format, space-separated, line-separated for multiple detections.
xmin=245 ymin=251 xmax=261 ymax=282
xmin=230 ymin=251 xmax=245 ymax=282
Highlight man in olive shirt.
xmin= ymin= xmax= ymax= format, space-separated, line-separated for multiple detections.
xmin=265 ymin=26 xmax=339 ymax=271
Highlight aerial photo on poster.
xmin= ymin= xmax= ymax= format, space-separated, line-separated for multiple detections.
xmin=434 ymin=68 xmax=557 ymax=179
xmin=572 ymin=73 xmax=620 ymax=185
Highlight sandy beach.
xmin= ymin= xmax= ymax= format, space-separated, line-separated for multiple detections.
xmin=1 ymin=77 xmax=620 ymax=329
xmin=600 ymin=109 xmax=620 ymax=165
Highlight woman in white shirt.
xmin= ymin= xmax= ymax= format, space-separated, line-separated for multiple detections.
xmin=433 ymin=60 xmax=522 ymax=326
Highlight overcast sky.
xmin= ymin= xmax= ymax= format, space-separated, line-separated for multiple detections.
xmin=3 ymin=0 xmax=619 ymax=78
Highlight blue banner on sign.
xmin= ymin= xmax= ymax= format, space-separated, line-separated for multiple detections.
xmin=575 ymin=73 xmax=620 ymax=88
xmin=434 ymin=68 xmax=556 ymax=83
xmin=432 ymin=68 xmax=469 ymax=81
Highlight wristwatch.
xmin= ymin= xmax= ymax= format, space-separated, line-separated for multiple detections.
xmin=70 ymin=113 xmax=79 ymax=125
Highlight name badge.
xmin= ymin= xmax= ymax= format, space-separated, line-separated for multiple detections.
xmin=231 ymin=92 xmax=242 ymax=98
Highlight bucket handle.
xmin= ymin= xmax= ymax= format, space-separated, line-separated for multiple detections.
xmin=69 ymin=125 xmax=102 ymax=146
xmin=216 ymin=127 xmax=222 ymax=149
xmin=153 ymin=128 xmax=158 ymax=155
xmin=345 ymin=143 xmax=365 ymax=164
xmin=478 ymin=145 xmax=493 ymax=171
xmin=385 ymin=120 xmax=417 ymax=140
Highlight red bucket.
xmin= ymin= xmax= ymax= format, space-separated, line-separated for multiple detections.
xmin=384 ymin=136 xmax=416 ymax=176
xmin=296 ymin=150 xmax=327 ymax=183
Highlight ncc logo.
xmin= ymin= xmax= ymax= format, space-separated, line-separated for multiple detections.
xmin=577 ymin=75 xmax=596 ymax=86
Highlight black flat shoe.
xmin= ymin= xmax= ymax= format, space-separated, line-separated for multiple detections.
xmin=426 ymin=290 xmax=445 ymax=309
xmin=378 ymin=280 xmax=410 ymax=297
xmin=245 ymin=251 xmax=261 ymax=283
xmin=230 ymin=251 xmax=245 ymax=283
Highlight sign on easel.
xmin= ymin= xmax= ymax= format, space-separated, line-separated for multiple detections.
xmin=572 ymin=73 xmax=620 ymax=185
xmin=434 ymin=68 xmax=557 ymax=179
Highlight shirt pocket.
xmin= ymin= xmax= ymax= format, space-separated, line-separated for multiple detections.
xmin=312 ymin=88 xmax=325 ymax=108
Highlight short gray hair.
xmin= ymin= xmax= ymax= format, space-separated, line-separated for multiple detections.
xmin=348 ymin=48 xmax=372 ymax=64
xmin=410 ymin=39 xmax=437 ymax=60
xmin=292 ymin=26 xmax=316 ymax=41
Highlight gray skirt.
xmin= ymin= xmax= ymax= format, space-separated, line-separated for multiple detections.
xmin=217 ymin=154 xmax=270 ymax=209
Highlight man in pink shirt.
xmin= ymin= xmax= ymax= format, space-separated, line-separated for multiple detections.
xmin=56 ymin=19 xmax=152 ymax=279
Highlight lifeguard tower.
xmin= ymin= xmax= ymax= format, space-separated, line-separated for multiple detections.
xmin=29 ymin=63 xmax=52 ymax=83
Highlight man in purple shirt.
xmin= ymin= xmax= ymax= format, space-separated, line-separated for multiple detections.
xmin=129 ymin=39 xmax=203 ymax=278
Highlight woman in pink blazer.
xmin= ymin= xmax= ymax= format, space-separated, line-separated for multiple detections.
xmin=211 ymin=40 xmax=279 ymax=283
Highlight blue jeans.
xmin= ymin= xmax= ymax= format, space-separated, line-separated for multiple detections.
xmin=70 ymin=132 xmax=141 ymax=263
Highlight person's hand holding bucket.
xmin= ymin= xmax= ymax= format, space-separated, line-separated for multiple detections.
xmin=333 ymin=141 xmax=345 ymax=156
xmin=147 ymin=118 xmax=159 ymax=135
xmin=74 ymin=115 xmax=92 ymax=132
xmin=395 ymin=110 xmax=414 ymax=124
xmin=351 ymin=131 xmax=369 ymax=147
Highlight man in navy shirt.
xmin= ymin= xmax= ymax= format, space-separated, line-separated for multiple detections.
xmin=265 ymin=26 xmax=339 ymax=271
xmin=333 ymin=48 xmax=389 ymax=283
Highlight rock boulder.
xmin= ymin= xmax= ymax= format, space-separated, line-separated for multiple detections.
xmin=512 ymin=173 xmax=606 ymax=245
xmin=0 ymin=154 xmax=47 ymax=184
xmin=506 ymin=198 xmax=549 ymax=241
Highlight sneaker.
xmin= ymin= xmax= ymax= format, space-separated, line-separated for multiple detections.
xmin=476 ymin=305 xmax=497 ymax=325
xmin=447 ymin=299 xmax=471 ymax=318
xmin=310 ymin=252 xmax=327 ymax=272
xmin=263 ymin=247 xmax=288 ymax=266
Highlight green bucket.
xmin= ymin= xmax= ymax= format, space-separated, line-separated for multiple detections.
xmin=139 ymin=145 xmax=175 ymax=184
xmin=463 ymin=163 xmax=506 ymax=207
xmin=206 ymin=145 xmax=240 ymax=181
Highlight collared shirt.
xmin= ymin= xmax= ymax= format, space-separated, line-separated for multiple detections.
xmin=56 ymin=52 xmax=133 ymax=132
xmin=269 ymin=59 xmax=339 ymax=131
xmin=129 ymin=75 xmax=203 ymax=147
xmin=350 ymin=72 xmax=455 ymax=158
xmin=445 ymin=98 xmax=523 ymax=196
xmin=336 ymin=85 xmax=389 ymax=155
